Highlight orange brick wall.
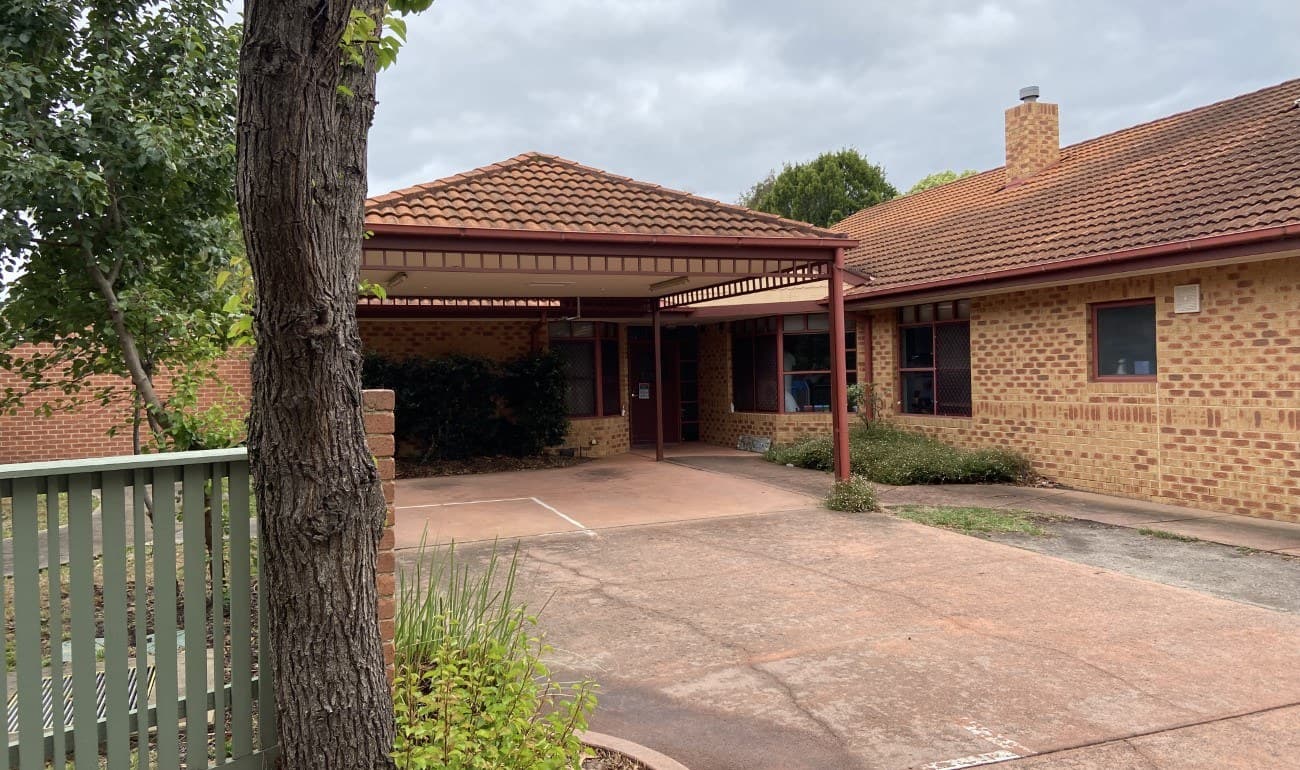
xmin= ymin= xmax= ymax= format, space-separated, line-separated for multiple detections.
xmin=698 ymin=318 xmax=868 ymax=449
xmin=867 ymin=256 xmax=1300 ymax=522
xmin=0 ymin=346 xmax=251 ymax=464
xmin=363 ymin=388 xmax=397 ymax=685
xmin=358 ymin=318 xmax=539 ymax=360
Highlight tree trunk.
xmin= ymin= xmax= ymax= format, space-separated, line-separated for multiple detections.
xmin=236 ymin=2 xmax=394 ymax=769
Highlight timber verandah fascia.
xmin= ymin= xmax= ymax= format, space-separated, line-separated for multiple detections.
xmin=362 ymin=222 xmax=857 ymax=310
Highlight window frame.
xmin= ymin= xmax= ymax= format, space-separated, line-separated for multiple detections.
xmin=1090 ymin=298 xmax=1157 ymax=382
xmin=730 ymin=317 xmax=779 ymax=413
xmin=549 ymin=322 xmax=620 ymax=418
xmin=780 ymin=313 xmax=857 ymax=413
xmin=731 ymin=314 xmax=858 ymax=414
xmin=896 ymin=301 xmax=972 ymax=418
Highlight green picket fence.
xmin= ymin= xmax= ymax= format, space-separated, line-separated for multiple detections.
xmin=0 ymin=449 xmax=275 ymax=769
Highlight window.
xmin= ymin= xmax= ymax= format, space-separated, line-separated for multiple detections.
xmin=730 ymin=317 xmax=779 ymax=412
xmin=898 ymin=300 xmax=971 ymax=417
xmin=731 ymin=314 xmax=857 ymax=413
xmin=781 ymin=313 xmax=858 ymax=413
xmin=548 ymin=322 xmax=620 ymax=417
xmin=1092 ymin=299 xmax=1156 ymax=379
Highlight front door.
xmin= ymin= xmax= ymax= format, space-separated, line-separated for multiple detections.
xmin=628 ymin=327 xmax=681 ymax=445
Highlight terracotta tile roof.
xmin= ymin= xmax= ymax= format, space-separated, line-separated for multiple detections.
xmin=366 ymin=152 xmax=847 ymax=240
xmin=837 ymin=78 xmax=1300 ymax=296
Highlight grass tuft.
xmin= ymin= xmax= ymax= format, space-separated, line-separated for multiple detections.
xmin=894 ymin=505 xmax=1059 ymax=536
xmin=1137 ymin=527 xmax=1200 ymax=543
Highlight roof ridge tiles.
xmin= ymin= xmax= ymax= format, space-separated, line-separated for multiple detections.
xmin=366 ymin=151 xmax=851 ymax=240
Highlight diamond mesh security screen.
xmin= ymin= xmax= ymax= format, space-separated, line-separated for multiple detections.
xmin=554 ymin=341 xmax=596 ymax=416
xmin=935 ymin=324 xmax=972 ymax=417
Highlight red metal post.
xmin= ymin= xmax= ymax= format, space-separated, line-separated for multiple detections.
xmin=653 ymin=304 xmax=665 ymax=461
xmin=829 ymin=248 xmax=851 ymax=481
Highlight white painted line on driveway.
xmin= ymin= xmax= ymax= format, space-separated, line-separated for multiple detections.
xmin=961 ymin=720 xmax=1032 ymax=755
xmin=921 ymin=750 xmax=1020 ymax=770
xmin=397 ymin=497 xmax=531 ymax=510
xmin=921 ymin=721 xmax=1031 ymax=769
xmin=530 ymin=497 xmax=597 ymax=537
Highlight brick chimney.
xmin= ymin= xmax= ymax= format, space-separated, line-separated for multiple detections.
xmin=1005 ymin=86 xmax=1059 ymax=185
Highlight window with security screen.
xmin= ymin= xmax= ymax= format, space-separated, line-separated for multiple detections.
xmin=549 ymin=321 xmax=620 ymax=417
xmin=897 ymin=300 xmax=972 ymax=417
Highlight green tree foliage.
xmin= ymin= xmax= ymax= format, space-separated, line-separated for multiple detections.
xmin=0 ymin=0 xmax=244 ymax=449
xmin=907 ymin=169 xmax=978 ymax=195
xmin=739 ymin=149 xmax=897 ymax=227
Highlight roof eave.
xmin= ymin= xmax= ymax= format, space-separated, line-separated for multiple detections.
xmin=846 ymin=224 xmax=1300 ymax=306
xmin=364 ymin=221 xmax=857 ymax=250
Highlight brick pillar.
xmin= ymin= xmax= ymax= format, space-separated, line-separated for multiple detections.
xmin=363 ymin=388 xmax=397 ymax=684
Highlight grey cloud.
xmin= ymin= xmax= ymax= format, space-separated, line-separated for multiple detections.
xmin=368 ymin=0 xmax=1300 ymax=203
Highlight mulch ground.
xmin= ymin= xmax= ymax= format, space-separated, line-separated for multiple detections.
xmin=396 ymin=455 xmax=589 ymax=479
xmin=582 ymin=747 xmax=647 ymax=770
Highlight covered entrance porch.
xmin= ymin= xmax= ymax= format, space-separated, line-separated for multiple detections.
xmin=359 ymin=152 xmax=858 ymax=478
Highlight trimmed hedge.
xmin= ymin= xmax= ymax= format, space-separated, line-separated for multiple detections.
xmin=362 ymin=352 xmax=568 ymax=461
xmin=766 ymin=422 xmax=1031 ymax=486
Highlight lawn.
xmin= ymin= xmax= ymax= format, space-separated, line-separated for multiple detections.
xmin=893 ymin=505 xmax=1065 ymax=536
xmin=766 ymin=422 xmax=1031 ymax=485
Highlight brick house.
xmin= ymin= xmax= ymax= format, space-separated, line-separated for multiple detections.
xmin=838 ymin=79 xmax=1300 ymax=521
xmin=5 ymin=80 xmax=1297 ymax=522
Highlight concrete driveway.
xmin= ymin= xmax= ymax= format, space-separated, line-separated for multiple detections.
xmin=393 ymin=455 xmax=1300 ymax=769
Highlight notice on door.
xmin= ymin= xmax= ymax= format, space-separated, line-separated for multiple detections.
xmin=637 ymin=383 xmax=651 ymax=400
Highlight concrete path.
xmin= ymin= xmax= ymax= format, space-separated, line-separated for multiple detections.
xmin=426 ymin=508 xmax=1300 ymax=770
xmin=392 ymin=453 xmax=813 ymax=549
xmin=666 ymin=452 xmax=1300 ymax=555
xmin=394 ymin=452 xmax=1300 ymax=769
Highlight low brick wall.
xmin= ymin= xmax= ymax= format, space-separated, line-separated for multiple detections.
xmin=363 ymin=388 xmax=397 ymax=684
xmin=561 ymin=415 xmax=630 ymax=457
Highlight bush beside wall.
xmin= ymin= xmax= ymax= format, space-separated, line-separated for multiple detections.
xmin=362 ymin=352 xmax=568 ymax=461
xmin=767 ymin=422 xmax=1031 ymax=486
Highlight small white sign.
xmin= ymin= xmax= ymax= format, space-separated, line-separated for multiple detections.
xmin=1173 ymin=284 xmax=1201 ymax=314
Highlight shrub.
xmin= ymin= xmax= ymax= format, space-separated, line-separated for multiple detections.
xmin=497 ymin=352 xmax=569 ymax=457
xmin=362 ymin=351 xmax=569 ymax=461
xmin=394 ymin=541 xmax=596 ymax=770
xmin=769 ymin=423 xmax=1030 ymax=486
xmin=826 ymin=476 xmax=878 ymax=512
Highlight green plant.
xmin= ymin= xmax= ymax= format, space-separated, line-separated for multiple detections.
xmin=767 ymin=423 xmax=1031 ymax=486
xmin=895 ymin=506 xmax=1059 ymax=536
xmin=362 ymin=351 xmax=569 ymax=461
xmin=1137 ymin=527 xmax=1200 ymax=543
xmin=852 ymin=381 xmax=887 ymax=428
xmin=825 ymin=476 xmax=878 ymax=512
xmin=497 ymin=352 xmax=569 ymax=457
xmin=393 ymin=540 xmax=596 ymax=769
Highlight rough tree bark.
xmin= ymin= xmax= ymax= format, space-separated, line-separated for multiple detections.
xmin=236 ymin=1 xmax=395 ymax=768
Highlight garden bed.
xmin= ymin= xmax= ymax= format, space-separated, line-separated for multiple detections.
xmin=580 ymin=732 xmax=690 ymax=770
xmin=766 ymin=422 xmax=1031 ymax=485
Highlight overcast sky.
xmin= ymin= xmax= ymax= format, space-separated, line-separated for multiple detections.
xmin=367 ymin=0 xmax=1300 ymax=203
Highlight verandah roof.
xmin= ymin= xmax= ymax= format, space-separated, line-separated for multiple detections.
xmin=361 ymin=153 xmax=856 ymax=313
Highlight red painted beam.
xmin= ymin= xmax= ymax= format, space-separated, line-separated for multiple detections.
xmin=829 ymin=248 xmax=851 ymax=482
